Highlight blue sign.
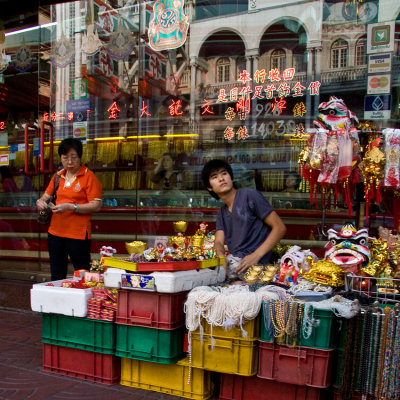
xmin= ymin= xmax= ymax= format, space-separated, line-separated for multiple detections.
xmin=364 ymin=95 xmax=391 ymax=120
xmin=66 ymin=98 xmax=90 ymax=122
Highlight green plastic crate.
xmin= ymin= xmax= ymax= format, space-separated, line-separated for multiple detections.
xmin=41 ymin=313 xmax=116 ymax=354
xmin=115 ymin=324 xmax=185 ymax=364
xmin=260 ymin=302 xmax=338 ymax=349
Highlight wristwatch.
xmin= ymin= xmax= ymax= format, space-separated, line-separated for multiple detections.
xmin=74 ymin=203 xmax=79 ymax=212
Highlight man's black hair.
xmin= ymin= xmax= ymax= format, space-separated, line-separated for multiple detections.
xmin=58 ymin=137 xmax=83 ymax=159
xmin=201 ymin=159 xmax=235 ymax=200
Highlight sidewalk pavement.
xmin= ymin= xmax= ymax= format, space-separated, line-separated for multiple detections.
xmin=0 ymin=308 xmax=215 ymax=400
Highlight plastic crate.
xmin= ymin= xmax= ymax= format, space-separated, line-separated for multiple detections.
xmin=116 ymin=289 xmax=188 ymax=329
xmin=115 ymin=324 xmax=185 ymax=364
xmin=219 ymin=374 xmax=324 ymax=400
xmin=258 ymin=340 xmax=334 ymax=388
xmin=199 ymin=316 xmax=260 ymax=341
xmin=260 ymin=303 xmax=337 ymax=349
xmin=120 ymin=357 xmax=213 ymax=400
xmin=189 ymin=331 xmax=258 ymax=376
xmin=30 ymin=279 xmax=93 ymax=317
xmin=42 ymin=343 xmax=120 ymax=385
xmin=41 ymin=314 xmax=115 ymax=354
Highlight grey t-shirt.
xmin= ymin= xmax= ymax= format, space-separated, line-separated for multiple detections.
xmin=216 ymin=188 xmax=274 ymax=264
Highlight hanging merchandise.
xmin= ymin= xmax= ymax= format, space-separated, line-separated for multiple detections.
xmin=299 ymin=96 xmax=361 ymax=214
xmin=50 ymin=31 xmax=75 ymax=68
xmin=148 ymin=0 xmax=189 ymax=51
xmin=13 ymin=37 xmax=34 ymax=72
xmin=105 ymin=20 xmax=135 ymax=60
xmin=358 ymin=122 xmax=385 ymax=221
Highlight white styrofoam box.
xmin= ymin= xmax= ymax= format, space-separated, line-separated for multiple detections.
xmin=30 ymin=279 xmax=93 ymax=317
xmin=104 ymin=267 xmax=126 ymax=288
xmin=150 ymin=266 xmax=225 ymax=293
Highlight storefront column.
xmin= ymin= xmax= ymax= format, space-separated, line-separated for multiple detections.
xmin=313 ymin=46 xmax=322 ymax=117
xmin=305 ymin=47 xmax=314 ymax=129
xmin=189 ymin=55 xmax=198 ymax=130
xmin=246 ymin=49 xmax=259 ymax=137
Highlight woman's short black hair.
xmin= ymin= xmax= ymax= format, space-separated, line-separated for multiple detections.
xmin=201 ymin=159 xmax=234 ymax=199
xmin=58 ymin=138 xmax=83 ymax=159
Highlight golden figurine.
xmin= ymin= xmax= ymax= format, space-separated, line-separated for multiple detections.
xmin=302 ymin=257 xmax=345 ymax=287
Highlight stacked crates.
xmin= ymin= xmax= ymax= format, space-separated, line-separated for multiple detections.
xmin=117 ymin=288 xmax=213 ymax=399
xmin=219 ymin=301 xmax=337 ymax=400
xmin=41 ymin=313 xmax=121 ymax=385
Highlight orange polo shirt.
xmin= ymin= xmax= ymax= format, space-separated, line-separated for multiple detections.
xmin=46 ymin=166 xmax=102 ymax=240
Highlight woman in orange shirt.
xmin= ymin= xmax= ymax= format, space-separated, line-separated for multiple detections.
xmin=36 ymin=138 xmax=102 ymax=280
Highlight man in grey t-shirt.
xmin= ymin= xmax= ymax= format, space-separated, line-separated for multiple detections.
xmin=201 ymin=159 xmax=287 ymax=282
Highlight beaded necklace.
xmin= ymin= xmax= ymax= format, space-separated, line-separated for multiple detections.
xmin=369 ymin=309 xmax=382 ymax=395
xmin=380 ymin=310 xmax=395 ymax=399
xmin=263 ymin=300 xmax=275 ymax=339
xmin=359 ymin=309 xmax=373 ymax=396
xmin=390 ymin=308 xmax=400 ymax=400
xmin=376 ymin=307 xmax=391 ymax=396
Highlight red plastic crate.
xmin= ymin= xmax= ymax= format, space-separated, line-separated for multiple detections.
xmin=42 ymin=343 xmax=121 ymax=385
xmin=258 ymin=340 xmax=333 ymax=388
xmin=136 ymin=261 xmax=201 ymax=272
xmin=219 ymin=374 xmax=323 ymax=400
xmin=116 ymin=289 xmax=188 ymax=329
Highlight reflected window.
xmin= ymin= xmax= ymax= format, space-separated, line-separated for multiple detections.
xmin=331 ymin=39 xmax=348 ymax=68
xmin=217 ymin=57 xmax=230 ymax=82
xmin=271 ymin=49 xmax=286 ymax=71
xmin=355 ymin=37 xmax=367 ymax=66
xmin=293 ymin=47 xmax=306 ymax=72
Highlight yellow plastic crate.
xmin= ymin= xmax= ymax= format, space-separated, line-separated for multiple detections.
xmin=199 ymin=316 xmax=260 ymax=340
xmin=189 ymin=332 xmax=258 ymax=376
xmin=103 ymin=257 xmax=137 ymax=271
xmin=120 ymin=357 xmax=213 ymax=400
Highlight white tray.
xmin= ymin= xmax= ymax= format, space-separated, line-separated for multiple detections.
xmin=30 ymin=279 xmax=93 ymax=317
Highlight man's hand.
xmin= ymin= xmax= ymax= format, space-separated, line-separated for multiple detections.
xmin=236 ymin=252 xmax=260 ymax=275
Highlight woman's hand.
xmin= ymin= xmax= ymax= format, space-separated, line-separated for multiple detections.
xmin=36 ymin=198 xmax=49 ymax=211
xmin=52 ymin=203 xmax=74 ymax=213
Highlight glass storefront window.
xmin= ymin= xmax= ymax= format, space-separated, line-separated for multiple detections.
xmin=0 ymin=0 xmax=400 ymax=274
